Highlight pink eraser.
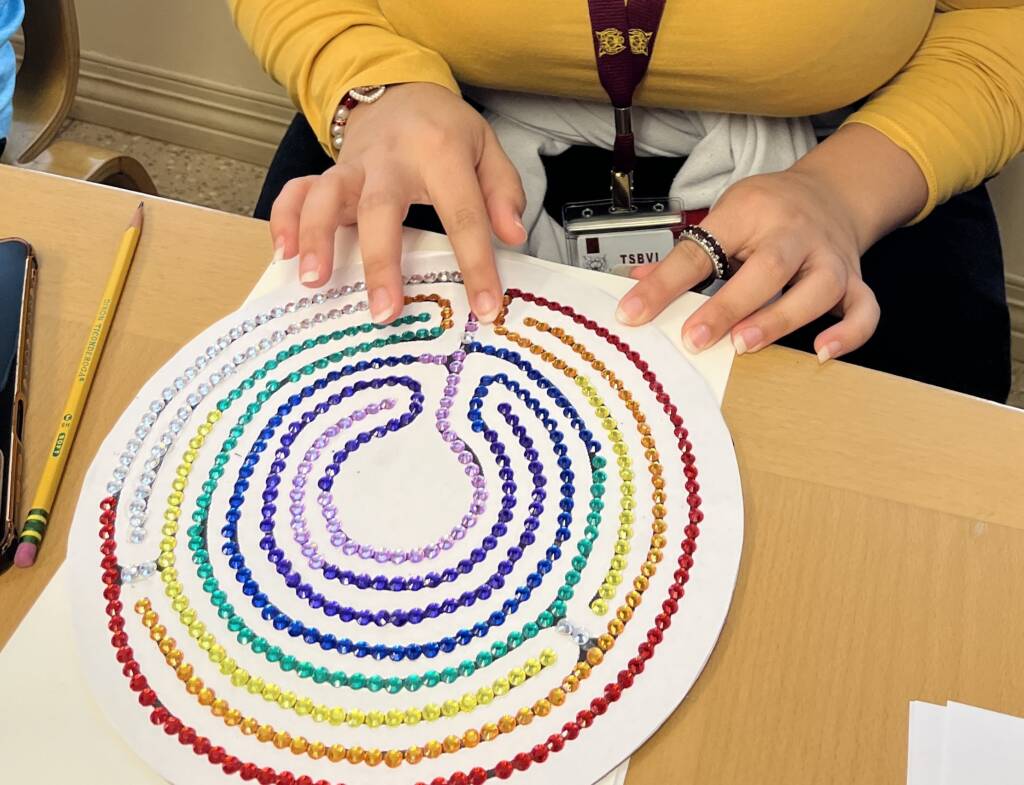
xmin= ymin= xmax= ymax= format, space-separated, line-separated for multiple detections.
xmin=14 ymin=541 xmax=37 ymax=568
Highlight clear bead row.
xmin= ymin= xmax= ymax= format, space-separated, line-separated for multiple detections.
xmin=555 ymin=618 xmax=597 ymax=651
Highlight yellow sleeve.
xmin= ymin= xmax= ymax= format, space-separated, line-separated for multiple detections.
xmin=227 ymin=0 xmax=459 ymax=155
xmin=844 ymin=3 xmax=1024 ymax=221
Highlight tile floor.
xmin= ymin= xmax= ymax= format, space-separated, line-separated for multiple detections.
xmin=54 ymin=120 xmax=1024 ymax=408
xmin=1011 ymin=362 xmax=1024 ymax=409
xmin=58 ymin=120 xmax=269 ymax=216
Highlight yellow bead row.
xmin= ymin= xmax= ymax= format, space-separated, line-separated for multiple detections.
xmin=572 ymin=373 xmax=635 ymax=613
xmin=137 ymin=598 xmax=556 ymax=728
xmin=134 ymin=598 xmax=605 ymax=769
xmin=519 ymin=316 xmax=670 ymax=594
xmin=154 ymin=407 xmax=211 ymax=653
xmin=495 ymin=315 xmax=643 ymax=614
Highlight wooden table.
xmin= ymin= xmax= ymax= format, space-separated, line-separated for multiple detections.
xmin=1 ymin=166 xmax=1022 ymax=784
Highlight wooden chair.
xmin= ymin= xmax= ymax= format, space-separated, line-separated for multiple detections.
xmin=2 ymin=0 xmax=157 ymax=193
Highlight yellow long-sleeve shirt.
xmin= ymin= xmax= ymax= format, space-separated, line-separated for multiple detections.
xmin=228 ymin=0 xmax=1024 ymax=218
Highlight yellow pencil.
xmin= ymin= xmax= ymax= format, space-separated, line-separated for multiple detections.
xmin=15 ymin=201 xmax=145 ymax=568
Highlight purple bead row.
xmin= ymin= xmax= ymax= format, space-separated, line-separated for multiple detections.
xmin=309 ymin=340 xmax=485 ymax=565
xmin=288 ymin=397 xmax=397 ymax=567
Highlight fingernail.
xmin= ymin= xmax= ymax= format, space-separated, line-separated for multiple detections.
xmin=299 ymin=254 xmax=319 ymax=285
xmin=683 ymin=324 xmax=711 ymax=354
xmin=512 ymin=216 xmax=527 ymax=242
xmin=368 ymin=287 xmax=394 ymax=323
xmin=272 ymin=237 xmax=285 ymax=263
xmin=732 ymin=327 xmax=763 ymax=356
xmin=816 ymin=341 xmax=841 ymax=364
xmin=473 ymin=290 xmax=499 ymax=323
xmin=615 ymin=295 xmax=646 ymax=325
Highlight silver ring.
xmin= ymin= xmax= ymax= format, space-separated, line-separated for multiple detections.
xmin=678 ymin=224 xmax=731 ymax=281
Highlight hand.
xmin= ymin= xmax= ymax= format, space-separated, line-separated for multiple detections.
xmin=615 ymin=124 xmax=929 ymax=362
xmin=271 ymin=83 xmax=527 ymax=324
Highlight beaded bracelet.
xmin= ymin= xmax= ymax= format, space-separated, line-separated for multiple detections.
xmin=330 ymin=86 xmax=387 ymax=154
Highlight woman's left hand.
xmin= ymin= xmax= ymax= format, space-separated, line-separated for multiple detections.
xmin=614 ymin=124 xmax=929 ymax=363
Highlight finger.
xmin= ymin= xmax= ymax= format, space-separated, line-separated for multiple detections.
xmin=728 ymin=261 xmax=847 ymax=355
xmin=331 ymin=161 xmax=364 ymax=225
xmin=814 ymin=277 xmax=880 ymax=363
xmin=615 ymin=241 xmax=716 ymax=326
xmin=295 ymin=164 xmax=363 ymax=287
xmin=628 ymin=263 xmax=659 ymax=281
xmin=424 ymin=155 xmax=503 ymax=323
xmin=270 ymin=176 xmax=316 ymax=259
xmin=357 ymin=172 xmax=411 ymax=324
xmin=616 ymin=208 xmax=749 ymax=326
xmin=682 ymin=246 xmax=801 ymax=353
xmin=477 ymin=125 xmax=527 ymax=246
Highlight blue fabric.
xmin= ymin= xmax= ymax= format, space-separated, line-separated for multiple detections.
xmin=0 ymin=0 xmax=24 ymax=141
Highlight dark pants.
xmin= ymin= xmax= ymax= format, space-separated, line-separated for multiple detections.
xmin=255 ymin=113 xmax=1011 ymax=403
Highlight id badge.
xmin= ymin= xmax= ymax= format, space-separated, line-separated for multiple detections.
xmin=563 ymin=197 xmax=685 ymax=276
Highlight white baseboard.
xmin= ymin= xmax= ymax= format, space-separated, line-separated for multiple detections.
xmin=1007 ymin=273 xmax=1024 ymax=361
xmin=71 ymin=51 xmax=295 ymax=166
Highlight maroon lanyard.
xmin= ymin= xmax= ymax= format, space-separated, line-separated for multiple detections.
xmin=586 ymin=0 xmax=668 ymax=211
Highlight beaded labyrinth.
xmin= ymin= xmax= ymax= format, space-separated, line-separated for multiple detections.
xmin=68 ymin=253 xmax=743 ymax=785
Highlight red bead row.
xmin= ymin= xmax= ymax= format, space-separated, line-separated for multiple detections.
xmin=94 ymin=290 xmax=704 ymax=785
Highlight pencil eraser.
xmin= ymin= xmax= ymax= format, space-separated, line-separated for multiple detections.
xmin=14 ymin=541 xmax=37 ymax=568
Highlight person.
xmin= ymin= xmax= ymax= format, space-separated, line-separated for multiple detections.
xmin=0 ymin=0 xmax=23 ymax=158
xmin=228 ymin=1 xmax=1023 ymax=403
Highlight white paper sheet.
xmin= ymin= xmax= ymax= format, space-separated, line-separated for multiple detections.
xmin=906 ymin=700 xmax=1024 ymax=785
xmin=907 ymin=702 xmax=947 ymax=785
xmin=942 ymin=702 xmax=1024 ymax=785
xmin=0 ymin=229 xmax=737 ymax=785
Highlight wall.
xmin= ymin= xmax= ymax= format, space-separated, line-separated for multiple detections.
xmin=989 ymin=157 xmax=1024 ymax=359
xmin=71 ymin=0 xmax=293 ymax=165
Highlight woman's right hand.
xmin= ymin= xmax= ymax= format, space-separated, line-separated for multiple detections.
xmin=270 ymin=82 xmax=527 ymax=324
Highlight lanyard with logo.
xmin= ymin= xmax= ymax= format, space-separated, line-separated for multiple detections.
xmin=587 ymin=0 xmax=667 ymax=212
xmin=564 ymin=0 xmax=687 ymax=275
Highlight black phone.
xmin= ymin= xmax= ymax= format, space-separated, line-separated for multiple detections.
xmin=0 ymin=239 xmax=37 ymax=574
